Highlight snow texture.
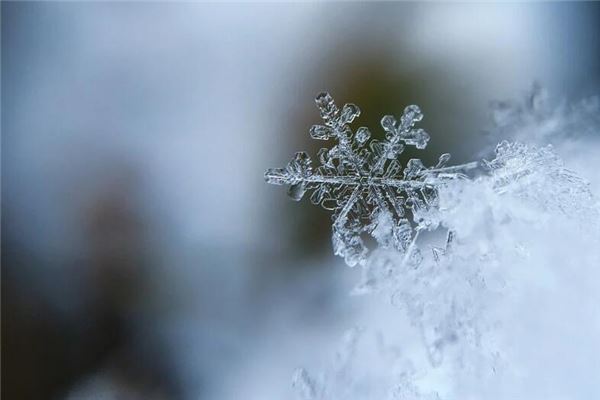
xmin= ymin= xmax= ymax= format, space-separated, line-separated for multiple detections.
xmin=266 ymin=91 xmax=600 ymax=399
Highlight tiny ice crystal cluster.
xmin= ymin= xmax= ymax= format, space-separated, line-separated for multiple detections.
xmin=265 ymin=92 xmax=477 ymax=266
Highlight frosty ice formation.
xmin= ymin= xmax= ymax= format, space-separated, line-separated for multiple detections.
xmin=265 ymin=92 xmax=477 ymax=266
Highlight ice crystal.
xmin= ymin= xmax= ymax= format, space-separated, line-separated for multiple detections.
xmin=265 ymin=92 xmax=477 ymax=266
xmin=483 ymin=140 xmax=599 ymax=229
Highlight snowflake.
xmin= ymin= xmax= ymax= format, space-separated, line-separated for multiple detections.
xmin=265 ymin=92 xmax=477 ymax=266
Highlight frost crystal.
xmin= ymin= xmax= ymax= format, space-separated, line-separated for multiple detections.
xmin=484 ymin=140 xmax=598 ymax=227
xmin=265 ymin=92 xmax=477 ymax=266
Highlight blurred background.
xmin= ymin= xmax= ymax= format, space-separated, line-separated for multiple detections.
xmin=2 ymin=2 xmax=600 ymax=399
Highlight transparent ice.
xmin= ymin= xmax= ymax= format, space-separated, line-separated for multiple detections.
xmin=265 ymin=92 xmax=477 ymax=266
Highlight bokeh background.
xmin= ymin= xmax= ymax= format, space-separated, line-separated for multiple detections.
xmin=3 ymin=2 xmax=600 ymax=399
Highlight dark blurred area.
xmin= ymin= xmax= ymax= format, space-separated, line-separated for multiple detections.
xmin=2 ymin=2 xmax=600 ymax=399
